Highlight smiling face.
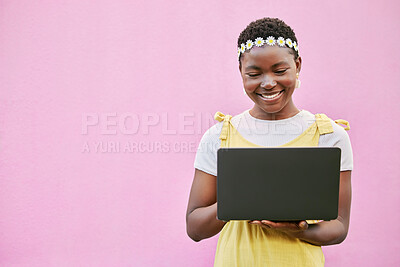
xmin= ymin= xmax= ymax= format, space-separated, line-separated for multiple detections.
xmin=240 ymin=45 xmax=302 ymax=120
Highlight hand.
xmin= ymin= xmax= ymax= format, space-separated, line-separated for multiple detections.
xmin=249 ymin=220 xmax=308 ymax=232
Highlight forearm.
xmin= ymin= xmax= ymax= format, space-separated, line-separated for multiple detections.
xmin=186 ymin=202 xmax=226 ymax=242
xmin=292 ymin=218 xmax=349 ymax=246
xmin=291 ymin=171 xmax=352 ymax=246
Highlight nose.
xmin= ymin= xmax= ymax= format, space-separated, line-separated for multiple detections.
xmin=260 ymin=75 xmax=277 ymax=89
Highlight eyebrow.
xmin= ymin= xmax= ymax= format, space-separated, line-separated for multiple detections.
xmin=272 ymin=61 xmax=289 ymax=67
xmin=244 ymin=65 xmax=261 ymax=71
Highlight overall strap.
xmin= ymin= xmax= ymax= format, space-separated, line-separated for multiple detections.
xmin=315 ymin=113 xmax=351 ymax=134
xmin=214 ymin=111 xmax=232 ymax=147
xmin=315 ymin=114 xmax=334 ymax=135
xmin=334 ymin=119 xmax=350 ymax=131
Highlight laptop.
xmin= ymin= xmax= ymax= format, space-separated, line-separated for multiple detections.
xmin=217 ymin=147 xmax=341 ymax=221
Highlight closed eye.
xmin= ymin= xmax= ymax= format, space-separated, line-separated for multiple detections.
xmin=275 ymin=69 xmax=288 ymax=74
xmin=246 ymin=73 xmax=261 ymax=77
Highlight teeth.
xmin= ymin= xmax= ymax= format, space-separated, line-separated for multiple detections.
xmin=261 ymin=91 xmax=281 ymax=99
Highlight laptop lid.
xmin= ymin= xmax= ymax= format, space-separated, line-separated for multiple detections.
xmin=217 ymin=147 xmax=341 ymax=221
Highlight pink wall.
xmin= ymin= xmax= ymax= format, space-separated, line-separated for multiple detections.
xmin=1 ymin=0 xmax=399 ymax=266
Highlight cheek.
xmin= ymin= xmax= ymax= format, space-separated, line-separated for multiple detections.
xmin=278 ymin=76 xmax=296 ymax=88
xmin=242 ymin=77 xmax=259 ymax=88
xmin=243 ymin=80 xmax=261 ymax=90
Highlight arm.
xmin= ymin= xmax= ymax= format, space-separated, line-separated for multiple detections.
xmin=251 ymin=170 xmax=352 ymax=246
xmin=295 ymin=170 xmax=352 ymax=245
xmin=186 ymin=169 xmax=226 ymax=242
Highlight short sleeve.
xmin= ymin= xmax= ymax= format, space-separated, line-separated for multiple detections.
xmin=193 ymin=122 xmax=223 ymax=176
xmin=319 ymin=120 xmax=354 ymax=171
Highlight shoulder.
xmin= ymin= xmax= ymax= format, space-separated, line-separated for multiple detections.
xmin=203 ymin=114 xmax=224 ymax=136
xmin=302 ymin=110 xmax=351 ymax=143
xmin=316 ymin=115 xmax=353 ymax=171
xmin=198 ymin=122 xmax=222 ymax=149
xmin=304 ymin=110 xmax=350 ymax=134
xmin=329 ymin=119 xmax=349 ymax=136
xmin=318 ymin=114 xmax=352 ymax=146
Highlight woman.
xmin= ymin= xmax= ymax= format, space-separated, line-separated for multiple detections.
xmin=186 ymin=17 xmax=353 ymax=266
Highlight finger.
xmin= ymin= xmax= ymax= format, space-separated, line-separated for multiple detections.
xmin=298 ymin=221 xmax=308 ymax=230
xmin=262 ymin=220 xmax=289 ymax=227
xmin=261 ymin=220 xmax=273 ymax=224
xmin=262 ymin=221 xmax=300 ymax=230
xmin=250 ymin=220 xmax=271 ymax=228
xmin=261 ymin=220 xmax=275 ymax=228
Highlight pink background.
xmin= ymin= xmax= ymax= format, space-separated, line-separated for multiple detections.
xmin=1 ymin=0 xmax=399 ymax=266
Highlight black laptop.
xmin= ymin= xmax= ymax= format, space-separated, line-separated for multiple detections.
xmin=217 ymin=147 xmax=341 ymax=221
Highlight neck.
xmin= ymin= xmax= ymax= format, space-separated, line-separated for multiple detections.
xmin=249 ymin=101 xmax=300 ymax=120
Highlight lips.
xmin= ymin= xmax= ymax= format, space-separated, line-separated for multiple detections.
xmin=256 ymin=90 xmax=284 ymax=101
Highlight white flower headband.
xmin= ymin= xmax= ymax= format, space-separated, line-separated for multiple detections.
xmin=237 ymin=36 xmax=299 ymax=60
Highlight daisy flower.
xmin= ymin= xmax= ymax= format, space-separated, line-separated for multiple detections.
xmin=254 ymin=37 xmax=264 ymax=47
xmin=240 ymin=43 xmax=246 ymax=53
xmin=266 ymin=36 xmax=276 ymax=46
xmin=246 ymin=40 xmax=254 ymax=50
xmin=286 ymin=38 xmax=293 ymax=48
xmin=237 ymin=48 xmax=241 ymax=59
xmin=293 ymin=41 xmax=298 ymax=51
xmin=277 ymin=37 xmax=285 ymax=47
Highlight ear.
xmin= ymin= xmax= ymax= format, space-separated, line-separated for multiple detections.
xmin=295 ymin=56 xmax=302 ymax=74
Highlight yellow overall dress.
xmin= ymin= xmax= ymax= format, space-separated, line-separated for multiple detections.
xmin=213 ymin=111 xmax=350 ymax=267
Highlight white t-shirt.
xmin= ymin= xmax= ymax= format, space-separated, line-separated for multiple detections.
xmin=194 ymin=110 xmax=353 ymax=176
